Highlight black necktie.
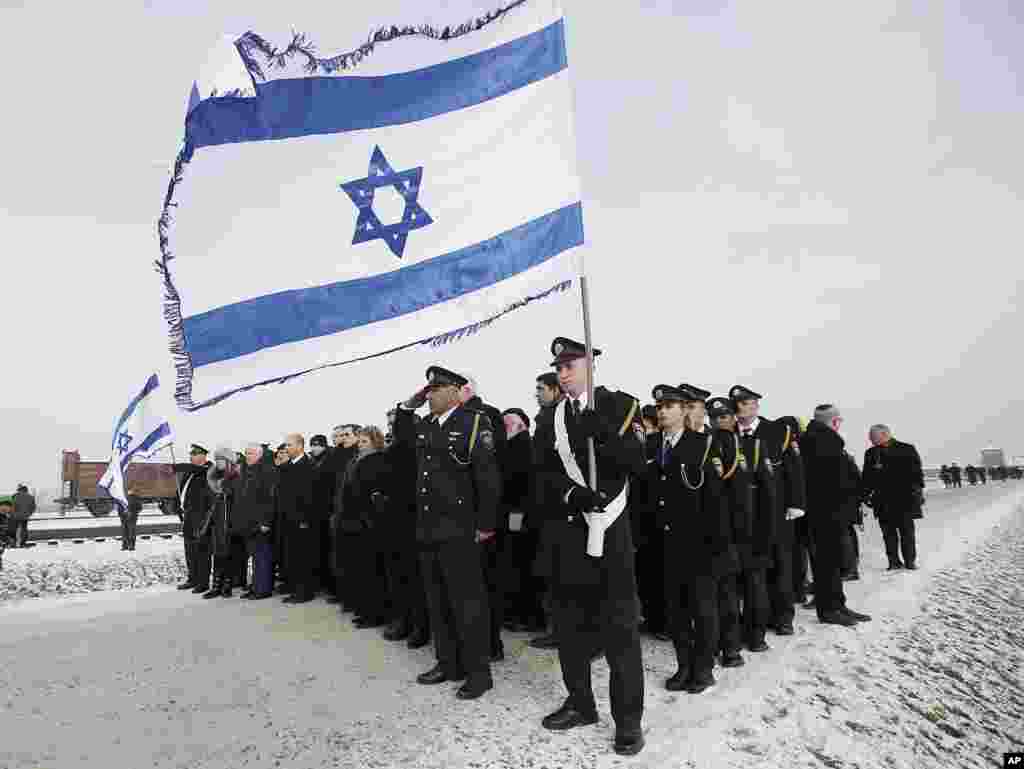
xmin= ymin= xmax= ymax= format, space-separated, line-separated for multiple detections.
xmin=573 ymin=398 xmax=581 ymax=417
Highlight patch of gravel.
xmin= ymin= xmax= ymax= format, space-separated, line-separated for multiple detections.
xmin=0 ymin=553 xmax=187 ymax=602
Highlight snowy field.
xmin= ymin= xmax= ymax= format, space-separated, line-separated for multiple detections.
xmin=1 ymin=483 xmax=1022 ymax=769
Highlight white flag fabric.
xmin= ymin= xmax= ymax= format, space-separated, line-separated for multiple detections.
xmin=158 ymin=0 xmax=583 ymax=411
xmin=98 ymin=374 xmax=175 ymax=508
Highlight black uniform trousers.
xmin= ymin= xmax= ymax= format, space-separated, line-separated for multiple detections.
xmin=119 ymin=513 xmax=138 ymax=549
xmin=635 ymin=541 xmax=666 ymax=634
xmin=501 ymin=528 xmax=546 ymax=629
xmin=551 ymin=587 xmax=644 ymax=732
xmin=286 ymin=522 xmax=321 ymax=599
xmin=385 ymin=541 xmax=429 ymax=631
xmin=840 ymin=523 xmax=860 ymax=575
xmin=717 ymin=572 xmax=742 ymax=655
xmin=664 ymin=560 xmax=719 ymax=681
xmin=186 ymin=534 xmax=212 ymax=589
xmin=879 ymin=515 xmax=916 ymax=567
xmin=809 ymin=517 xmax=846 ymax=616
xmin=419 ymin=538 xmax=492 ymax=681
xmin=739 ymin=567 xmax=770 ymax=646
xmin=479 ymin=534 xmax=505 ymax=654
xmin=792 ymin=516 xmax=814 ymax=601
xmin=767 ymin=521 xmax=795 ymax=627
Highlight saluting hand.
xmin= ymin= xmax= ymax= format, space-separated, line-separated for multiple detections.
xmin=403 ymin=385 xmax=430 ymax=410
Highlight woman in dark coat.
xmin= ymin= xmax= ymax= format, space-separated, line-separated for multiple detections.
xmin=337 ymin=426 xmax=394 ymax=628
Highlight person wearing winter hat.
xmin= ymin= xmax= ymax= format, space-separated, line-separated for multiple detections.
xmin=202 ymin=446 xmax=244 ymax=599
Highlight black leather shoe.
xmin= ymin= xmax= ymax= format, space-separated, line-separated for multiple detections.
xmin=904 ymin=563 xmax=918 ymax=570
xmin=202 ymin=587 xmax=221 ymax=599
xmin=613 ymin=732 xmax=645 ymax=756
xmin=841 ymin=608 xmax=872 ymax=622
xmin=665 ymin=671 xmax=688 ymax=691
xmin=721 ymin=651 xmax=745 ymax=668
xmin=529 ymin=633 xmax=559 ymax=650
xmin=177 ymin=581 xmax=196 ymax=591
xmin=541 ymin=703 xmax=598 ymax=731
xmin=282 ymin=595 xmax=313 ymax=604
xmin=354 ymin=616 xmax=387 ymax=629
xmin=456 ymin=677 xmax=493 ymax=700
xmin=775 ymin=623 xmax=795 ymax=636
xmin=192 ymin=584 xmax=209 ymax=594
xmin=240 ymin=590 xmax=255 ymax=600
xmin=685 ymin=673 xmax=715 ymax=693
xmin=747 ymin=638 xmax=770 ymax=653
xmin=886 ymin=562 xmax=904 ymax=571
xmin=382 ymin=620 xmax=411 ymax=641
xmin=416 ymin=665 xmax=453 ymax=685
xmin=406 ymin=628 xmax=431 ymax=649
xmin=819 ymin=610 xmax=857 ymax=626
xmin=247 ymin=592 xmax=272 ymax=600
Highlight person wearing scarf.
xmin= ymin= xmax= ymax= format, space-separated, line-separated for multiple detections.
xmin=202 ymin=446 xmax=243 ymax=599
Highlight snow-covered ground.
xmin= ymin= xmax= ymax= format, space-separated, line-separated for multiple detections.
xmin=1 ymin=483 xmax=1021 ymax=769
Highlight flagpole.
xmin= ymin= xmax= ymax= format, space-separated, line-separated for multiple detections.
xmin=579 ymin=275 xmax=598 ymax=491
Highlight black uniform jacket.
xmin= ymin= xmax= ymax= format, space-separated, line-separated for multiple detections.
xmin=533 ymin=386 xmax=644 ymax=596
xmin=752 ymin=417 xmax=806 ymax=543
xmin=861 ymin=440 xmax=924 ymax=520
xmin=644 ymin=429 xmax=735 ymax=579
xmin=173 ymin=462 xmax=212 ymax=538
xmin=277 ymin=455 xmax=315 ymax=526
xmin=717 ymin=428 xmax=778 ymax=569
xmin=394 ymin=404 xmax=502 ymax=544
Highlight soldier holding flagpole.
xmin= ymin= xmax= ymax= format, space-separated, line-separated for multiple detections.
xmin=532 ymin=330 xmax=646 ymax=756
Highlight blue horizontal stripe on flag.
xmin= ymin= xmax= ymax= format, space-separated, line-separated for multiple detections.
xmin=183 ymin=202 xmax=583 ymax=367
xmin=112 ymin=374 xmax=160 ymax=449
xmin=186 ymin=19 xmax=566 ymax=149
xmin=120 ymin=422 xmax=174 ymax=470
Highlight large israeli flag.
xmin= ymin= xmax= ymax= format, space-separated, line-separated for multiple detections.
xmin=99 ymin=374 xmax=175 ymax=508
xmin=158 ymin=0 xmax=583 ymax=411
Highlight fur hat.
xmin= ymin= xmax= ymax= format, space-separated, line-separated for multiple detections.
xmin=214 ymin=446 xmax=237 ymax=464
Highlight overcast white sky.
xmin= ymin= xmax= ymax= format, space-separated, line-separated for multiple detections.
xmin=2 ymin=0 xmax=1022 ymax=492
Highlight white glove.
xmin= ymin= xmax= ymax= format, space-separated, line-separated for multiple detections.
xmin=785 ymin=507 xmax=805 ymax=521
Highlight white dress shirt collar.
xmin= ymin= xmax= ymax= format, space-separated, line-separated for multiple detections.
xmin=437 ymin=404 xmax=459 ymax=428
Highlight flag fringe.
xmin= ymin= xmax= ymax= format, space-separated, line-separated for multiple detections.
xmin=154 ymin=140 xmax=197 ymax=412
xmin=234 ymin=0 xmax=529 ymax=80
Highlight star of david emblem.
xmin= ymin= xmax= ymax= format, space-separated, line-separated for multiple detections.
xmin=339 ymin=146 xmax=433 ymax=259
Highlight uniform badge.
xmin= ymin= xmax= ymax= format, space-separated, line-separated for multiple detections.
xmin=479 ymin=430 xmax=495 ymax=450
xmin=654 ymin=388 xmax=663 ymax=400
xmin=554 ymin=342 xmax=565 ymax=355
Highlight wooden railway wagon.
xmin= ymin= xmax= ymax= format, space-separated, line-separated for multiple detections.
xmin=59 ymin=450 xmax=180 ymax=517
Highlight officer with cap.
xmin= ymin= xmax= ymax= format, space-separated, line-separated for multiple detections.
xmin=394 ymin=365 xmax=502 ymax=700
xmin=729 ymin=385 xmax=806 ymax=643
xmin=646 ymin=384 xmax=732 ymax=694
xmin=173 ymin=444 xmax=214 ymax=593
xmin=533 ymin=337 xmax=646 ymax=756
xmin=705 ymin=396 xmax=747 ymax=667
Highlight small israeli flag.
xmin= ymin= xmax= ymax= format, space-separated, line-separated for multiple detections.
xmin=158 ymin=0 xmax=584 ymax=411
xmin=99 ymin=374 xmax=174 ymax=508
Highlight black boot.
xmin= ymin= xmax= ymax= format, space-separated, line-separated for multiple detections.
xmin=406 ymin=626 xmax=431 ymax=649
xmin=382 ymin=618 xmax=411 ymax=641
xmin=202 ymin=575 xmax=223 ymax=599
xmin=221 ymin=578 xmax=233 ymax=598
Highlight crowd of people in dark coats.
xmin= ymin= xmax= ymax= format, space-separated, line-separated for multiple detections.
xmin=162 ymin=338 xmax=1017 ymax=757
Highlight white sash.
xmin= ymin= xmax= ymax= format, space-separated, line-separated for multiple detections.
xmin=554 ymin=398 xmax=629 ymax=557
